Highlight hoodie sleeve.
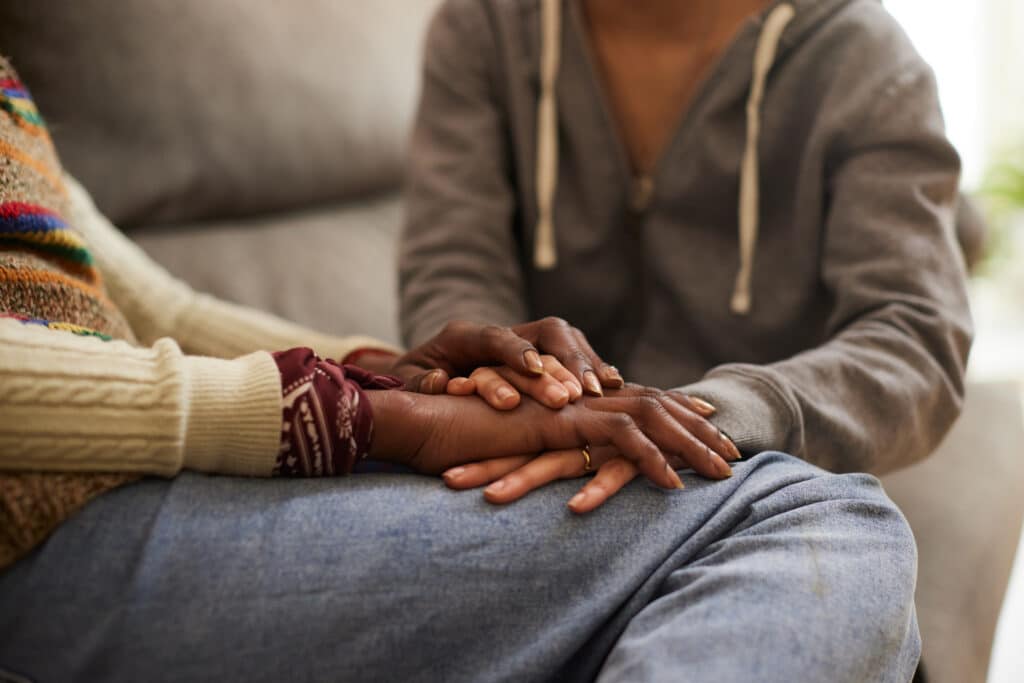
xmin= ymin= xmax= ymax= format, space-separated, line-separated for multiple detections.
xmin=399 ymin=0 xmax=530 ymax=347
xmin=681 ymin=62 xmax=973 ymax=475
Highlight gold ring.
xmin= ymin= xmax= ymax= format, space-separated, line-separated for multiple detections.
xmin=581 ymin=445 xmax=593 ymax=472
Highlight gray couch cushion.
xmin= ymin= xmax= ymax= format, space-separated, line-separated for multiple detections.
xmin=882 ymin=381 xmax=1024 ymax=683
xmin=0 ymin=0 xmax=440 ymax=227
xmin=131 ymin=193 xmax=403 ymax=346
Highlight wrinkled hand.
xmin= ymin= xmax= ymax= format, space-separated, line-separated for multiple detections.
xmin=391 ymin=318 xmax=623 ymax=410
xmin=441 ymin=387 xmax=739 ymax=513
xmin=366 ymin=389 xmax=707 ymax=491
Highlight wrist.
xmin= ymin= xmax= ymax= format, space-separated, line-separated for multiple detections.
xmin=366 ymin=389 xmax=425 ymax=465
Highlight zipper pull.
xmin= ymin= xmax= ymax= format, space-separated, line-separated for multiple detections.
xmin=629 ymin=175 xmax=655 ymax=214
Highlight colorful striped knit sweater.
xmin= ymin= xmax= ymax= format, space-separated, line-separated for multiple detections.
xmin=0 ymin=58 xmax=399 ymax=568
xmin=0 ymin=60 xmax=140 ymax=567
xmin=0 ymin=73 xmax=133 ymax=340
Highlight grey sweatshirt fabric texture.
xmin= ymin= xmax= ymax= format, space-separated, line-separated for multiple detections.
xmin=399 ymin=0 xmax=973 ymax=475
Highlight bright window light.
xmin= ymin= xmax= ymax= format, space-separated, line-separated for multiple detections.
xmin=884 ymin=1 xmax=986 ymax=188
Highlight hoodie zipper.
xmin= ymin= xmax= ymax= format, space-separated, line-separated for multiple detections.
xmin=629 ymin=174 xmax=655 ymax=215
xmin=569 ymin=0 xmax=768 ymax=221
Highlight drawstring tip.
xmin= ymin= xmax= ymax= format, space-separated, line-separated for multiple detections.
xmin=533 ymin=217 xmax=558 ymax=270
xmin=730 ymin=290 xmax=751 ymax=315
xmin=534 ymin=243 xmax=558 ymax=270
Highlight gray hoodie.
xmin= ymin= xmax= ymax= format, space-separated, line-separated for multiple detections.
xmin=399 ymin=0 xmax=973 ymax=475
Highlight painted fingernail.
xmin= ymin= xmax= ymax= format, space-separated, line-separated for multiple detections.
xmin=604 ymin=365 xmax=625 ymax=387
xmin=485 ymin=480 xmax=506 ymax=494
xmin=690 ymin=397 xmax=717 ymax=414
xmin=583 ymin=371 xmax=603 ymax=396
xmin=721 ymin=432 xmax=741 ymax=461
xmin=425 ymin=369 xmax=444 ymax=393
xmin=524 ymin=350 xmax=545 ymax=375
xmin=717 ymin=458 xmax=734 ymax=478
xmin=665 ymin=462 xmax=685 ymax=490
xmin=443 ymin=467 xmax=466 ymax=480
xmin=496 ymin=386 xmax=516 ymax=402
xmin=567 ymin=381 xmax=583 ymax=400
xmin=568 ymin=492 xmax=587 ymax=508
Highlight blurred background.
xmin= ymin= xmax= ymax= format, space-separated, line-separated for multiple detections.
xmin=0 ymin=1 xmax=1018 ymax=680
xmin=886 ymin=1 xmax=1024 ymax=681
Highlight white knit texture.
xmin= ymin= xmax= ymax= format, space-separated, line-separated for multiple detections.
xmin=0 ymin=320 xmax=281 ymax=476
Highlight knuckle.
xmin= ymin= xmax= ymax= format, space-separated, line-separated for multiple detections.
xmin=605 ymin=412 xmax=634 ymax=431
xmin=541 ymin=315 xmax=568 ymax=330
xmin=570 ymin=349 xmax=591 ymax=366
xmin=638 ymin=395 xmax=663 ymax=417
xmin=441 ymin=319 xmax=469 ymax=337
xmin=601 ymin=458 xmax=631 ymax=477
xmin=479 ymin=324 xmax=505 ymax=343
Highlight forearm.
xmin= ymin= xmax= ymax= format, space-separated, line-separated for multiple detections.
xmin=681 ymin=324 xmax=968 ymax=474
xmin=0 ymin=319 xmax=281 ymax=477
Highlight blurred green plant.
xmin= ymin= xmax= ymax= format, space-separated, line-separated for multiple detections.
xmin=976 ymin=147 xmax=1024 ymax=276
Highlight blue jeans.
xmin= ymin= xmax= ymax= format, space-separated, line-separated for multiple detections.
xmin=0 ymin=452 xmax=919 ymax=682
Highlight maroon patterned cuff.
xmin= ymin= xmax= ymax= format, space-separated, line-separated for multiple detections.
xmin=272 ymin=347 xmax=403 ymax=477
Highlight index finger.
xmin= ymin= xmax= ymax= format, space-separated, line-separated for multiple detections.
xmin=519 ymin=318 xmax=623 ymax=395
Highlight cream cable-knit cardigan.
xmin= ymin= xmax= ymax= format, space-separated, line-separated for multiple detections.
xmin=0 ymin=175 xmax=399 ymax=478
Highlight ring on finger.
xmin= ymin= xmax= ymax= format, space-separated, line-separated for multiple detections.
xmin=581 ymin=445 xmax=593 ymax=473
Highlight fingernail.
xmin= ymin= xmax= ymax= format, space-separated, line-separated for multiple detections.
xmin=722 ymin=433 xmax=741 ymax=461
xmin=691 ymin=397 xmax=716 ymax=415
xmin=605 ymin=365 xmax=625 ymax=388
xmin=524 ymin=350 xmax=545 ymax=375
xmin=583 ymin=371 xmax=603 ymax=396
xmin=568 ymin=492 xmax=587 ymax=508
xmin=545 ymin=384 xmax=569 ymax=404
xmin=485 ymin=480 xmax=506 ymax=494
xmin=718 ymin=459 xmax=734 ymax=478
xmin=567 ymin=382 xmax=583 ymax=400
xmin=444 ymin=467 xmax=465 ymax=480
xmin=496 ymin=386 xmax=516 ymax=402
xmin=665 ymin=462 xmax=685 ymax=490
xmin=425 ymin=369 xmax=444 ymax=393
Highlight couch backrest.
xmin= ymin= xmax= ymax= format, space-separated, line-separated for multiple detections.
xmin=0 ymin=0 xmax=441 ymax=228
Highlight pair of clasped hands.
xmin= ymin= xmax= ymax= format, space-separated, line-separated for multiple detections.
xmin=365 ymin=318 xmax=740 ymax=513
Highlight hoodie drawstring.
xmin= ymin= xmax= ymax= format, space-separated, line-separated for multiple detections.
xmin=533 ymin=1 xmax=797 ymax=315
xmin=534 ymin=0 xmax=562 ymax=270
xmin=731 ymin=3 xmax=795 ymax=314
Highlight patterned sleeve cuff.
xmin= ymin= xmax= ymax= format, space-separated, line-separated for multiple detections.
xmin=272 ymin=347 xmax=403 ymax=477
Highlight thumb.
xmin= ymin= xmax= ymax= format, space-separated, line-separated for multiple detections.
xmin=395 ymin=366 xmax=450 ymax=394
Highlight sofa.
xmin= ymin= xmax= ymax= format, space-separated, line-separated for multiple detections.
xmin=2 ymin=2 xmax=1022 ymax=681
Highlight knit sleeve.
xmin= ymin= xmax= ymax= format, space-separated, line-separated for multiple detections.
xmin=0 ymin=317 xmax=282 ymax=477
xmin=62 ymin=175 xmax=402 ymax=362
